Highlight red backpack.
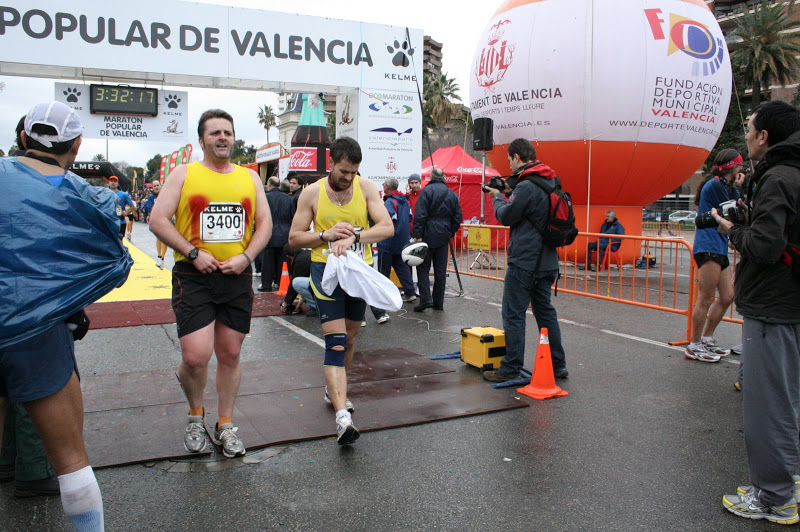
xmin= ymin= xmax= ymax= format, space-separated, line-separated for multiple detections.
xmin=527 ymin=175 xmax=579 ymax=248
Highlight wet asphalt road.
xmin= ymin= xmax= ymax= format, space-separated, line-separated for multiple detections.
xmin=1 ymin=222 xmax=773 ymax=531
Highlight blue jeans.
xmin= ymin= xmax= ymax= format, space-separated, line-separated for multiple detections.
xmin=499 ymin=265 xmax=566 ymax=375
xmin=586 ymin=242 xmax=620 ymax=267
xmin=377 ymin=250 xmax=415 ymax=297
xmin=291 ymin=277 xmax=317 ymax=311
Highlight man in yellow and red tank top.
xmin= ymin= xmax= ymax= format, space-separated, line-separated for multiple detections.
xmin=289 ymin=137 xmax=393 ymax=445
xmin=149 ymin=109 xmax=272 ymax=458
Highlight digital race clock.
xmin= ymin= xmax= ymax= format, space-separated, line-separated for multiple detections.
xmin=89 ymin=84 xmax=158 ymax=116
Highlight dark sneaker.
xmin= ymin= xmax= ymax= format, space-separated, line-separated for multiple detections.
xmin=336 ymin=415 xmax=360 ymax=445
xmin=554 ymin=368 xmax=569 ymax=379
xmin=0 ymin=464 xmax=14 ymax=483
xmin=432 ymin=305 xmax=444 ymax=311
xmin=402 ymin=294 xmax=417 ymax=303
xmin=482 ymin=370 xmax=521 ymax=383
xmin=414 ymin=301 xmax=433 ymax=312
xmin=14 ymin=475 xmax=60 ymax=498
xmin=723 ymin=488 xmax=799 ymax=524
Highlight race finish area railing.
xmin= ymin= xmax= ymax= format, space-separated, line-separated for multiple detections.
xmin=449 ymin=225 xmax=702 ymax=345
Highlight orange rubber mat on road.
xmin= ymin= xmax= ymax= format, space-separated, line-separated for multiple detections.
xmin=83 ymin=349 xmax=528 ymax=468
xmin=85 ymin=292 xmax=285 ymax=329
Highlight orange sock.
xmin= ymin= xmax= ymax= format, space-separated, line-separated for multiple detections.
xmin=218 ymin=416 xmax=232 ymax=427
xmin=189 ymin=407 xmax=203 ymax=417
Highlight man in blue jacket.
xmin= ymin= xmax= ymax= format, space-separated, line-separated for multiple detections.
xmin=482 ymin=138 xmax=568 ymax=382
xmin=260 ymin=176 xmax=293 ymax=292
xmin=584 ymin=210 xmax=625 ymax=270
xmin=411 ymin=168 xmax=462 ymax=312
xmin=377 ymin=177 xmax=416 ymax=303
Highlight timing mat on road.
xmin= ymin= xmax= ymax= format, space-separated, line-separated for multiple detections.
xmin=82 ymin=348 xmax=528 ymax=468
xmin=86 ymin=239 xmax=283 ymax=328
xmin=85 ymin=292 xmax=284 ymax=329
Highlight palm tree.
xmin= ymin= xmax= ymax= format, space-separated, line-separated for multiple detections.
xmin=729 ymin=0 xmax=800 ymax=109
xmin=257 ymin=105 xmax=277 ymax=144
xmin=423 ymin=72 xmax=463 ymax=129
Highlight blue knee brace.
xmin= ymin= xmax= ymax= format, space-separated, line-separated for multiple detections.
xmin=324 ymin=333 xmax=348 ymax=366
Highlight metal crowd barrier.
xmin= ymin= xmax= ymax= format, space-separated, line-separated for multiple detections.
xmin=449 ymin=224 xmax=701 ymax=345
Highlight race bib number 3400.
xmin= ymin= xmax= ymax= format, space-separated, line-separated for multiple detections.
xmin=200 ymin=203 xmax=245 ymax=243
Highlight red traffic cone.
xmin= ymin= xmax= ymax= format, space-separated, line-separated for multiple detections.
xmin=517 ymin=328 xmax=569 ymax=400
xmin=275 ymin=262 xmax=290 ymax=296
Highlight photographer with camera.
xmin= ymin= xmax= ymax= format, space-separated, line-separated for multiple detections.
xmin=685 ymin=149 xmax=745 ymax=363
xmin=481 ymin=138 xmax=568 ymax=382
xmin=715 ymin=101 xmax=800 ymax=524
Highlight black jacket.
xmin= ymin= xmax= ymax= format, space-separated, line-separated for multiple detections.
xmin=729 ymin=130 xmax=800 ymax=322
xmin=411 ymin=180 xmax=462 ymax=248
xmin=494 ymin=162 xmax=559 ymax=271
xmin=266 ymin=188 xmax=293 ymax=248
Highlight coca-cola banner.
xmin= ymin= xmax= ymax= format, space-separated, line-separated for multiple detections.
xmin=1 ymin=0 xmax=424 ymax=94
xmin=289 ymin=147 xmax=318 ymax=172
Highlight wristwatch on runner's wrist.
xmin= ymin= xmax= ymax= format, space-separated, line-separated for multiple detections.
xmin=187 ymin=247 xmax=199 ymax=261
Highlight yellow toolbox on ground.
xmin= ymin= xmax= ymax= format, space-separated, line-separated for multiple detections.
xmin=460 ymin=327 xmax=506 ymax=370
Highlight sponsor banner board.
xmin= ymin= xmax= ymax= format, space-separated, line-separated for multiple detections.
xmin=3 ymin=0 xmax=423 ymax=93
xmin=54 ymin=82 xmax=188 ymax=142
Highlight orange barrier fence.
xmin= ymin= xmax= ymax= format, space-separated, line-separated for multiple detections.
xmin=449 ymin=224 xmax=703 ymax=345
xmin=641 ymin=222 xmax=682 ymax=237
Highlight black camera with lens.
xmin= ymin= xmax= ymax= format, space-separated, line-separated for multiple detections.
xmin=695 ymin=199 xmax=745 ymax=229
xmin=483 ymin=175 xmax=507 ymax=192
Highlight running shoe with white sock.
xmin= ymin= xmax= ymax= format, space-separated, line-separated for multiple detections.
xmin=156 ymin=257 xmax=163 ymax=269
xmin=737 ymin=475 xmax=800 ymax=503
xmin=684 ymin=343 xmax=721 ymax=362
xmin=324 ymin=386 xmax=354 ymax=413
xmin=184 ymin=414 xmax=208 ymax=453
xmin=702 ymin=338 xmax=730 ymax=356
xmin=723 ymin=487 xmax=799 ymax=524
xmin=125 ymin=232 xmax=132 ymax=241
xmin=336 ymin=413 xmax=360 ymax=445
xmin=211 ymin=423 xmax=246 ymax=458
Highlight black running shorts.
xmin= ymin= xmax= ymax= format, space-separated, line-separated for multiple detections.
xmin=694 ymin=252 xmax=730 ymax=270
xmin=171 ymin=261 xmax=253 ymax=337
xmin=309 ymin=261 xmax=367 ymax=324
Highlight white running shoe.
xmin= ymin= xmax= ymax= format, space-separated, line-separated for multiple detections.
xmin=156 ymin=257 xmax=163 ymax=269
xmin=125 ymin=232 xmax=132 ymax=241
xmin=685 ymin=344 xmax=721 ymax=363
xmin=377 ymin=315 xmax=390 ymax=324
xmin=210 ymin=423 xmax=246 ymax=458
xmin=184 ymin=415 xmax=208 ymax=453
xmin=324 ymin=386 xmax=354 ymax=413
xmin=336 ymin=414 xmax=360 ymax=445
xmin=702 ymin=339 xmax=731 ymax=356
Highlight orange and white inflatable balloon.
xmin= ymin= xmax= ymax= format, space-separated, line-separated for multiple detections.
xmin=471 ymin=0 xmax=731 ymax=230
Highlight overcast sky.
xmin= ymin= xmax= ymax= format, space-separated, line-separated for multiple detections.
xmin=0 ymin=0 xmax=499 ymax=169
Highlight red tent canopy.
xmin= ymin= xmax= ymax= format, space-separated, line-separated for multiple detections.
xmin=421 ymin=146 xmax=501 ymax=226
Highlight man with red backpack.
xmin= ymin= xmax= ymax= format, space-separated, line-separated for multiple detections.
xmin=482 ymin=138 xmax=569 ymax=382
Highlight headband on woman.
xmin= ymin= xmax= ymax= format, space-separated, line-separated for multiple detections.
xmin=712 ymin=153 xmax=743 ymax=171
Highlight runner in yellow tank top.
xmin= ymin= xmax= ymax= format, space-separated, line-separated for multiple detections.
xmin=149 ymin=109 xmax=272 ymax=459
xmin=289 ymin=137 xmax=394 ymax=445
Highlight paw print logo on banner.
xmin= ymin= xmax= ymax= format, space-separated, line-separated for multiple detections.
xmin=63 ymin=87 xmax=81 ymax=103
xmin=387 ymin=39 xmax=415 ymax=67
xmin=165 ymin=94 xmax=181 ymax=109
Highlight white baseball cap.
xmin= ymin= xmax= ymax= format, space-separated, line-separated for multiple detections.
xmin=24 ymin=101 xmax=83 ymax=148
